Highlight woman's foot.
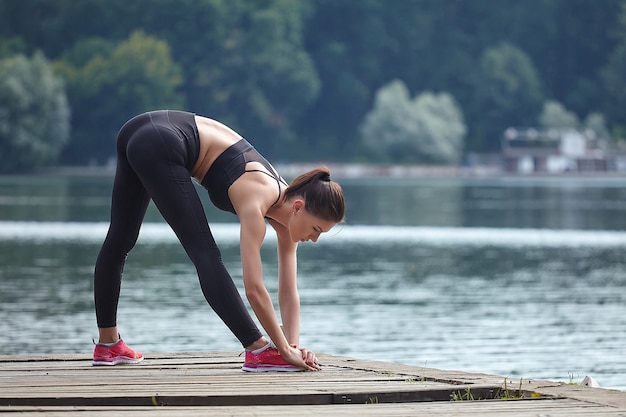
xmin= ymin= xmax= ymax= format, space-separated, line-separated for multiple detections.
xmin=92 ymin=338 xmax=143 ymax=366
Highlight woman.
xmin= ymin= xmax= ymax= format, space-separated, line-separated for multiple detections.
xmin=92 ymin=110 xmax=345 ymax=372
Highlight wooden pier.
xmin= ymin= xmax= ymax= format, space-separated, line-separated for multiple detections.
xmin=1 ymin=352 xmax=625 ymax=416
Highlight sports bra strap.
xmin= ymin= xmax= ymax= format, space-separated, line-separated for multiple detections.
xmin=244 ymin=169 xmax=288 ymax=208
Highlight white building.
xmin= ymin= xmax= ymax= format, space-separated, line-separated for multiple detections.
xmin=500 ymin=127 xmax=619 ymax=174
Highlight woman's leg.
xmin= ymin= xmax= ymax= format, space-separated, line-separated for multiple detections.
xmin=94 ymin=123 xmax=151 ymax=342
xmin=124 ymin=121 xmax=263 ymax=348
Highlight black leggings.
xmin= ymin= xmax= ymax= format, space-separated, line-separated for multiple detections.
xmin=94 ymin=111 xmax=262 ymax=348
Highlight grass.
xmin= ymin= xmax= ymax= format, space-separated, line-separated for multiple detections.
xmin=450 ymin=387 xmax=479 ymax=401
xmin=566 ymin=372 xmax=580 ymax=385
xmin=451 ymin=377 xmax=543 ymax=402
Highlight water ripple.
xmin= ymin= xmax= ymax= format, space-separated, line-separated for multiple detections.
xmin=1 ymin=221 xmax=626 ymax=248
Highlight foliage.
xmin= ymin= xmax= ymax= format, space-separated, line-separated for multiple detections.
xmin=0 ymin=0 xmax=624 ymax=166
xmin=601 ymin=1 xmax=626 ymax=135
xmin=0 ymin=51 xmax=69 ymax=173
xmin=470 ymin=42 xmax=544 ymax=150
xmin=205 ymin=0 xmax=320 ymax=156
xmin=0 ymin=36 xmax=26 ymax=59
xmin=54 ymin=31 xmax=184 ymax=164
xmin=360 ymin=80 xmax=465 ymax=164
xmin=539 ymin=101 xmax=580 ymax=129
xmin=539 ymin=101 xmax=612 ymax=143
xmin=583 ymin=113 xmax=611 ymax=142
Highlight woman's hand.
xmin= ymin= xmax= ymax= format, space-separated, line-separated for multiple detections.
xmin=298 ymin=346 xmax=320 ymax=370
xmin=280 ymin=345 xmax=321 ymax=371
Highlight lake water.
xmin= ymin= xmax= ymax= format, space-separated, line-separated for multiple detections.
xmin=0 ymin=173 xmax=625 ymax=390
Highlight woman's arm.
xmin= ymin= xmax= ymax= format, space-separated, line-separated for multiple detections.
xmin=230 ymin=172 xmax=320 ymax=370
xmin=238 ymin=210 xmax=290 ymax=353
xmin=268 ymin=218 xmax=300 ymax=346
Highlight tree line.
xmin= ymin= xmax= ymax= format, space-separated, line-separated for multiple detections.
xmin=1 ymin=0 xmax=625 ymax=173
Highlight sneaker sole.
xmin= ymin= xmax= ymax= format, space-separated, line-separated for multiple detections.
xmin=92 ymin=357 xmax=144 ymax=366
xmin=242 ymin=365 xmax=303 ymax=372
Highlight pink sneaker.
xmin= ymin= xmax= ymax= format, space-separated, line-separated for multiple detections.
xmin=242 ymin=343 xmax=303 ymax=372
xmin=92 ymin=338 xmax=143 ymax=366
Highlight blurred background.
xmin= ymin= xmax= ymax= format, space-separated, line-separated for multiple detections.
xmin=1 ymin=0 xmax=626 ymax=171
xmin=0 ymin=0 xmax=625 ymax=390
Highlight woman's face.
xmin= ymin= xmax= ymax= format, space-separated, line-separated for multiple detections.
xmin=289 ymin=204 xmax=336 ymax=243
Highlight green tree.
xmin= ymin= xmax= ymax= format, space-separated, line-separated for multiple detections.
xmin=537 ymin=0 xmax=623 ymax=116
xmin=0 ymin=51 xmax=69 ymax=173
xmin=2 ymin=0 xmax=625 ymax=162
xmin=220 ymin=0 xmax=320 ymax=156
xmin=0 ymin=36 xmax=27 ymax=59
xmin=304 ymin=0 xmax=408 ymax=159
xmin=539 ymin=101 xmax=611 ymax=144
xmin=539 ymin=101 xmax=580 ymax=129
xmin=177 ymin=0 xmax=320 ymax=159
xmin=97 ymin=0 xmax=320 ymax=160
xmin=602 ymin=1 xmax=626 ymax=138
xmin=3 ymin=0 xmax=319 ymax=162
xmin=583 ymin=113 xmax=611 ymax=143
xmin=360 ymin=80 xmax=465 ymax=164
xmin=470 ymin=42 xmax=544 ymax=151
xmin=55 ymin=31 xmax=184 ymax=164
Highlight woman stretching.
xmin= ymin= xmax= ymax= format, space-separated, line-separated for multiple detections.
xmin=92 ymin=110 xmax=345 ymax=371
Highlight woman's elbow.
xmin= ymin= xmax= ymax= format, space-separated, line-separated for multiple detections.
xmin=245 ymin=285 xmax=265 ymax=304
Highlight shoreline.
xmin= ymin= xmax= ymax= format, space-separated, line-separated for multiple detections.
xmin=31 ymin=163 xmax=626 ymax=180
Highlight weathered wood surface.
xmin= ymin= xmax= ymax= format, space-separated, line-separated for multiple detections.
xmin=1 ymin=352 xmax=624 ymax=416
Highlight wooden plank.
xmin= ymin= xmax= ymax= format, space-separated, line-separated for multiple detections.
xmin=0 ymin=352 xmax=625 ymax=416
xmin=0 ymin=401 xmax=625 ymax=417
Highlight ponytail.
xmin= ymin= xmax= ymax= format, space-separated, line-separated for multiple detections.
xmin=284 ymin=166 xmax=345 ymax=223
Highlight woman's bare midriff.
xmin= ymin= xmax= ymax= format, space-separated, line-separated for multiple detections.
xmin=190 ymin=115 xmax=243 ymax=182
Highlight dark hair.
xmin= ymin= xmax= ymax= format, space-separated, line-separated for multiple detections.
xmin=284 ymin=166 xmax=345 ymax=223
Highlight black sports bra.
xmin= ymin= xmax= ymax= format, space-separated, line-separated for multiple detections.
xmin=200 ymin=139 xmax=287 ymax=214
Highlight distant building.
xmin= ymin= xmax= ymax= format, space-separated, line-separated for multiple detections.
xmin=500 ymin=127 xmax=624 ymax=174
